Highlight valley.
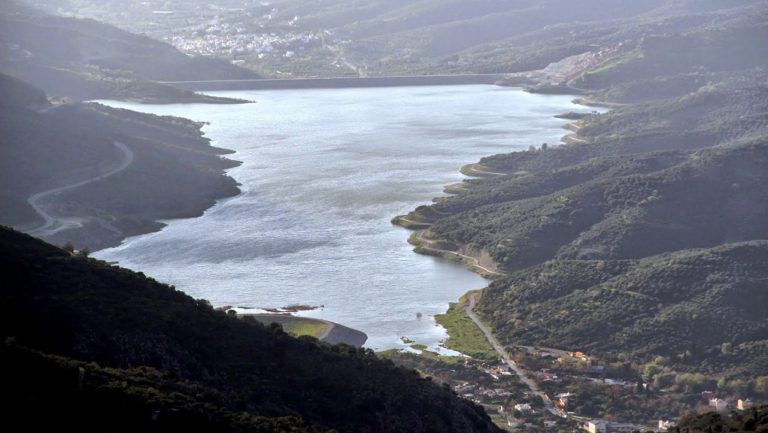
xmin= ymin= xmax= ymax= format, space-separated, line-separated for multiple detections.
xmin=2 ymin=1 xmax=767 ymax=432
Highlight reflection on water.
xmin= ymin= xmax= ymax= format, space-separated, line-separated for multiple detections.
xmin=95 ymin=85 xmax=581 ymax=350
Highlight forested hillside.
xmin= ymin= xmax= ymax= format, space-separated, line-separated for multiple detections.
xmin=478 ymin=242 xmax=768 ymax=377
xmin=0 ymin=0 xmax=257 ymax=102
xmin=672 ymin=405 xmax=768 ymax=433
xmin=0 ymin=73 xmax=240 ymax=250
xmin=26 ymin=0 xmax=765 ymax=78
xmin=394 ymin=3 xmax=768 ymax=382
xmin=0 ymin=227 xmax=502 ymax=433
xmin=5 ymin=0 xmax=768 ymax=428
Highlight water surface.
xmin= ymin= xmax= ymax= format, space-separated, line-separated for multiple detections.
xmin=96 ymin=85 xmax=583 ymax=350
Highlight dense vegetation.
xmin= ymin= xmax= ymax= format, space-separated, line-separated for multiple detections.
xmin=672 ymin=405 xmax=768 ymax=433
xmin=0 ymin=73 xmax=240 ymax=249
xmin=29 ymin=0 xmax=765 ymax=79
xmin=0 ymin=227 xmax=502 ymax=433
xmin=5 ymin=0 xmax=768 ymax=428
xmin=478 ymin=242 xmax=768 ymax=377
xmin=393 ymin=1 xmax=768 ymax=385
xmin=0 ymin=0 xmax=257 ymax=102
xmin=435 ymin=292 xmax=498 ymax=361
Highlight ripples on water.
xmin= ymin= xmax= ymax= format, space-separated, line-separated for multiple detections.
xmin=95 ymin=85 xmax=582 ymax=350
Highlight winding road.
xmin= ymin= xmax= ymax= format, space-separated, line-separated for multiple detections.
xmin=465 ymin=293 xmax=566 ymax=417
xmin=415 ymin=230 xmax=505 ymax=276
xmin=461 ymin=163 xmax=509 ymax=177
xmin=27 ymin=141 xmax=134 ymax=237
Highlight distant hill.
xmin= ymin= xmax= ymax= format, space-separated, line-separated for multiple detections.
xmin=0 ymin=0 xmax=258 ymax=102
xmin=0 ymin=226 xmax=502 ymax=433
xmin=0 ymin=73 xmax=240 ymax=250
xmin=27 ymin=0 xmax=765 ymax=78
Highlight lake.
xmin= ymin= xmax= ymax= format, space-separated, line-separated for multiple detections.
xmin=95 ymin=85 xmax=583 ymax=351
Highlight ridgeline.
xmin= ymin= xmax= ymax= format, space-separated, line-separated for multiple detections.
xmin=0 ymin=226 xmax=502 ymax=433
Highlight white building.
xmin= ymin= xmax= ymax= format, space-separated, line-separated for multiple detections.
xmin=658 ymin=420 xmax=676 ymax=431
xmin=514 ymin=403 xmax=532 ymax=412
xmin=737 ymin=399 xmax=753 ymax=410
xmin=709 ymin=398 xmax=728 ymax=412
xmin=584 ymin=420 xmax=607 ymax=433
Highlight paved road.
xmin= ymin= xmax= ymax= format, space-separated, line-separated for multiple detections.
xmin=321 ymin=34 xmax=366 ymax=77
xmin=465 ymin=293 xmax=566 ymax=417
xmin=28 ymin=141 xmax=134 ymax=237
xmin=462 ymin=163 xmax=509 ymax=177
xmin=415 ymin=231 xmax=505 ymax=276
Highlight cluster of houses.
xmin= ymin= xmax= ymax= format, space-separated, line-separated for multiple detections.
xmin=536 ymin=368 xmax=562 ymax=383
xmin=455 ymin=347 xmax=760 ymax=433
xmin=481 ymin=363 xmax=515 ymax=380
xmin=452 ymin=382 xmax=512 ymax=404
xmin=152 ymin=6 xmax=330 ymax=61
xmin=648 ymin=394 xmax=754 ymax=433
xmin=170 ymin=27 xmax=320 ymax=59
xmin=525 ymin=41 xmax=629 ymax=85
xmin=583 ymin=420 xmax=652 ymax=433
xmin=702 ymin=391 xmax=753 ymax=412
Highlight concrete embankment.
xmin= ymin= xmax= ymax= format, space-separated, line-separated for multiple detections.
xmin=320 ymin=323 xmax=368 ymax=347
xmin=243 ymin=314 xmax=368 ymax=348
xmin=161 ymin=74 xmax=508 ymax=91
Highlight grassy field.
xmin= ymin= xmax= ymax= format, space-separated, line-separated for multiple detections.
xmin=435 ymin=291 xmax=499 ymax=361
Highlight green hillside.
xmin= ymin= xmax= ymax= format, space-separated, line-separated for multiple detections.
xmin=28 ymin=0 xmax=764 ymax=78
xmin=399 ymin=76 xmax=768 ymax=270
xmin=0 ymin=73 xmax=240 ymax=250
xmin=392 ymin=6 xmax=768 ymax=385
xmin=673 ymin=405 xmax=768 ymax=433
xmin=0 ymin=226 xmax=502 ymax=433
xmin=423 ymin=137 xmax=768 ymax=271
xmin=0 ymin=0 xmax=257 ymax=102
xmin=478 ymin=242 xmax=768 ymax=377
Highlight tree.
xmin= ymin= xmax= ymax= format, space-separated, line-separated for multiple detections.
xmin=654 ymin=372 xmax=676 ymax=390
xmin=754 ymin=376 xmax=768 ymax=398
xmin=637 ymin=378 xmax=646 ymax=393
xmin=642 ymin=363 xmax=663 ymax=382
xmin=676 ymin=373 xmax=712 ymax=393
xmin=727 ymin=379 xmax=747 ymax=395
xmin=62 ymin=242 xmax=75 ymax=253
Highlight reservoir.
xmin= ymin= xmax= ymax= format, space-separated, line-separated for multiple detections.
xmin=95 ymin=85 xmax=582 ymax=351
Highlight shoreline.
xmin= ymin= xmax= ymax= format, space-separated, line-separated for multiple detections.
xmin=91 ymin=77 xmax=566 ymax=251
xmin=54 ymin=133 xmax=244 ymax=253
xmin=392 ymin=89 xmax=610 ymax=279
xmin=390 ymin=92 xmax=613 ymax=359
xmin=161 ymin=73 xmax=510 ymax=91
xmin=114 ymin=76 xmax=590 ymax=254
xmin=240 ymin=313 xmax=368 ymax=348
